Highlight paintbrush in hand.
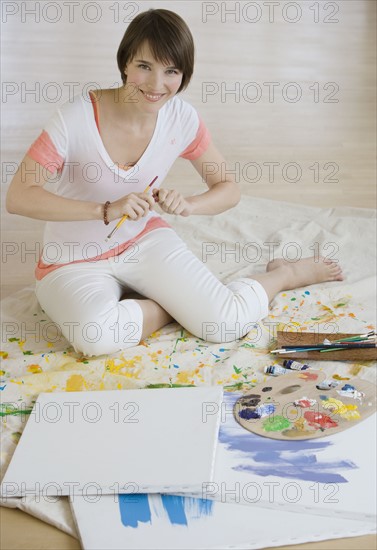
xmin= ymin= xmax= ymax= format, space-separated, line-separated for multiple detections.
xmin=105 ymin=176 xmax=158 ymax=242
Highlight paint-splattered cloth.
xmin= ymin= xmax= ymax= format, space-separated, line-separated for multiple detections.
xmin=1 ymin=196 xmax=376 ymax=537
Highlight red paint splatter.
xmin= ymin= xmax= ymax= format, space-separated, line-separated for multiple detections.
xmin=299 ymin=372 xmax=319 ymax=381
xmin=295 ymin=398 xmax=314 ymax=408
xmin=304 ymin=411 xmax=338 ymax=429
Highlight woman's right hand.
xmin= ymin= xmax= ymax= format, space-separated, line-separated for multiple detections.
xmin=108 ymin=193 xmax=156 ymax=222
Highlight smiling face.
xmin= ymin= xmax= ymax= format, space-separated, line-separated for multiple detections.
xmin=124 ymin=41 xmax=183 ymax=112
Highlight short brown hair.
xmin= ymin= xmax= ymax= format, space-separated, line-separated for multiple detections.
xmin=117 ymin=9 xmax=195 ymax=94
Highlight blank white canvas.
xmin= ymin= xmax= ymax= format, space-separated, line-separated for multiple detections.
xmin=0 ymin=387 xmax=222 ymax=496
xmin=70 ymin=493 xmax=376 ymax=550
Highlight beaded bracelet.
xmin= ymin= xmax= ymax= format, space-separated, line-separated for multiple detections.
xmin=103 ymin=201 xmax=111 ymax=225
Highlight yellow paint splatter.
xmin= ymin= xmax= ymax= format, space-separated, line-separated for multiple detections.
xmin=349 ymin=364 xmax=363 ymax=376
xmin=66 ymin=374 xmax=86 ymax=392
xmin=0 ymin=352 xmax=8 ymax=359
xmin=333 ymin=374 xmax=350 ymax=381
xmin=0 ymin=370 xmax=5 ymax=376
xmin=27 ymin=364 xmax=43 ymax=374
xmin=322 ymin=398 xmax=348 ymax=415
xmin=17 ymin=340 xmax=26 ymax=352
xmin=322 ymin=398 xmax=360 ymax=420
xmin=342 ymin=409 xmax=361 ymax=420
xmin=176 ymin=370 xmax=196 ymax=384
xmin=294 ymin=418 xmax=306 ymax=430
xmin=11 ymin=432 xmax=21 ymax=444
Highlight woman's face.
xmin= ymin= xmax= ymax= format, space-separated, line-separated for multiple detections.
xmin=124 ymin=41 xmax=183 ymax=112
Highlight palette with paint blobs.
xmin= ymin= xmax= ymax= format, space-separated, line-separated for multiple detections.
xmin=234 ymin=370 xmax=377 ymax=440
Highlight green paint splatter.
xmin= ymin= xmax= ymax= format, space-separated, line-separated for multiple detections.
xmin=8 ymin=338 xmax=20 ymax=342
xmin=263 ymin=415 xmax=291 ymax=432
xmin=223 ymin=381 xmax=255 ymax=391
xmin=233 ymin=365 xmax=242 ymax=374
xmin=291 ymin=298 xmax=296 ymax=301
xmin=146 ymin=383 xmax=195 ymax=389
xmin=0 ymin=404 xmax=33 ymax=417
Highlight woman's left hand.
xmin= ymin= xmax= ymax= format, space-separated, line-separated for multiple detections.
xmin=152 ymin=189 xmax=193 ymax=217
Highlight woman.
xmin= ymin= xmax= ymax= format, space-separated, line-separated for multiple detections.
xmin=6 ymin=9 xmax=343 ymax=356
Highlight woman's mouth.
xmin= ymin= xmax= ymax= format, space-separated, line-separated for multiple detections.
xmin=140 ymin=90 xmax=165 ymax=102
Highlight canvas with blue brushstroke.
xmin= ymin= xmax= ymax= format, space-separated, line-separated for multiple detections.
xmin=70 ymin=392 xmax=376 ymax=549
xmin=70 ymin=492 xmax=375 ymax=550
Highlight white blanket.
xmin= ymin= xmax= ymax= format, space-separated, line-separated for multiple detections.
xmin=1 ymin=197 xmax=376 ymax=544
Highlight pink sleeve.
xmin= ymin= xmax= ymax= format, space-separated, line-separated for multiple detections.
xmin=26 ymin=130 xmax=65 ymax=174
xmin=179 ymin=117 xmax=211 ymax=160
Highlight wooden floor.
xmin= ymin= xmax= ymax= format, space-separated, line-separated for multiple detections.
xmin=1 ymin=1 xmax=376 ymax=548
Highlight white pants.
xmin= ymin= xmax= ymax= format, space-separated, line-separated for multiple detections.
xmin=35 ymin=228 xmax=269 ymax=356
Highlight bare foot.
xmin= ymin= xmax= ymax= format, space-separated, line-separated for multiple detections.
xmin=266 ymin=256 xmax=343 ymax=290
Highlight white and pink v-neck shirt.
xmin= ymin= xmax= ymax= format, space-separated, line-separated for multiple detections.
xmin=26 ymin=90 xmax=211 ymax=280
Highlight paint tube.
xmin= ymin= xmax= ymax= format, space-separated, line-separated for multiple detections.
xmin=283 ymin=360 xmax=310 ymax=371
xmin=316 ymin=379 xmax=340 ymax=390
xmin=264 ymin=365 xmax=287 ymax=376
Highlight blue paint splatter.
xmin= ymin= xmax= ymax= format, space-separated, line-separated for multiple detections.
xmin=161 ymin=495 xmax=188 ymax=525
xmin=161 ymin=495 xmax=213 ymax=525
xmin=342 ymin=384 xmax=355 ymax=391
xmin=173 ymin=364 xmax=180 ymax=369
xmin=239 ymin=408 xmax=260 ymax=420
xmin=119 ymin=495 xmax=214 ymax=529
xmin=305 ymin=291 xmax=310 ymax=295
xmin=220 ymin=392 xmax=357 ymax=484
xmin=119 ymin=494 xmax=151 ymax=528
xmin=239 ymin=403 xmax=275 ymax=420
xmin=256 ymin=403 xmax=276 ymax=417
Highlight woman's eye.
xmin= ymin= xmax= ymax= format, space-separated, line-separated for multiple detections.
xmin=166 ymin=69 xmax=179 ymax=75
xmin=138 ymin=64 xmax=150 ymax=70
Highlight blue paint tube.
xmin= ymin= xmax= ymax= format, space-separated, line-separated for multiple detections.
xmin=283 ymin=360 xmax=310 ymax=371
xmin=264 ymin=365 xmax=287 ymax=376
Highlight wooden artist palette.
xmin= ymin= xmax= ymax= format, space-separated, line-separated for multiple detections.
xmin=234 ymin=370 xmax=377 ymax=440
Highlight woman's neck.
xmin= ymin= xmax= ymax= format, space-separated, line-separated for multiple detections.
xmin=106 ymin=86 xmax=158 ymax=132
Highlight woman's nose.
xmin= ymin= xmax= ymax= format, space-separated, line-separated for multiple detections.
xmin=147 ymin=71 xmax=164 ymax=92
